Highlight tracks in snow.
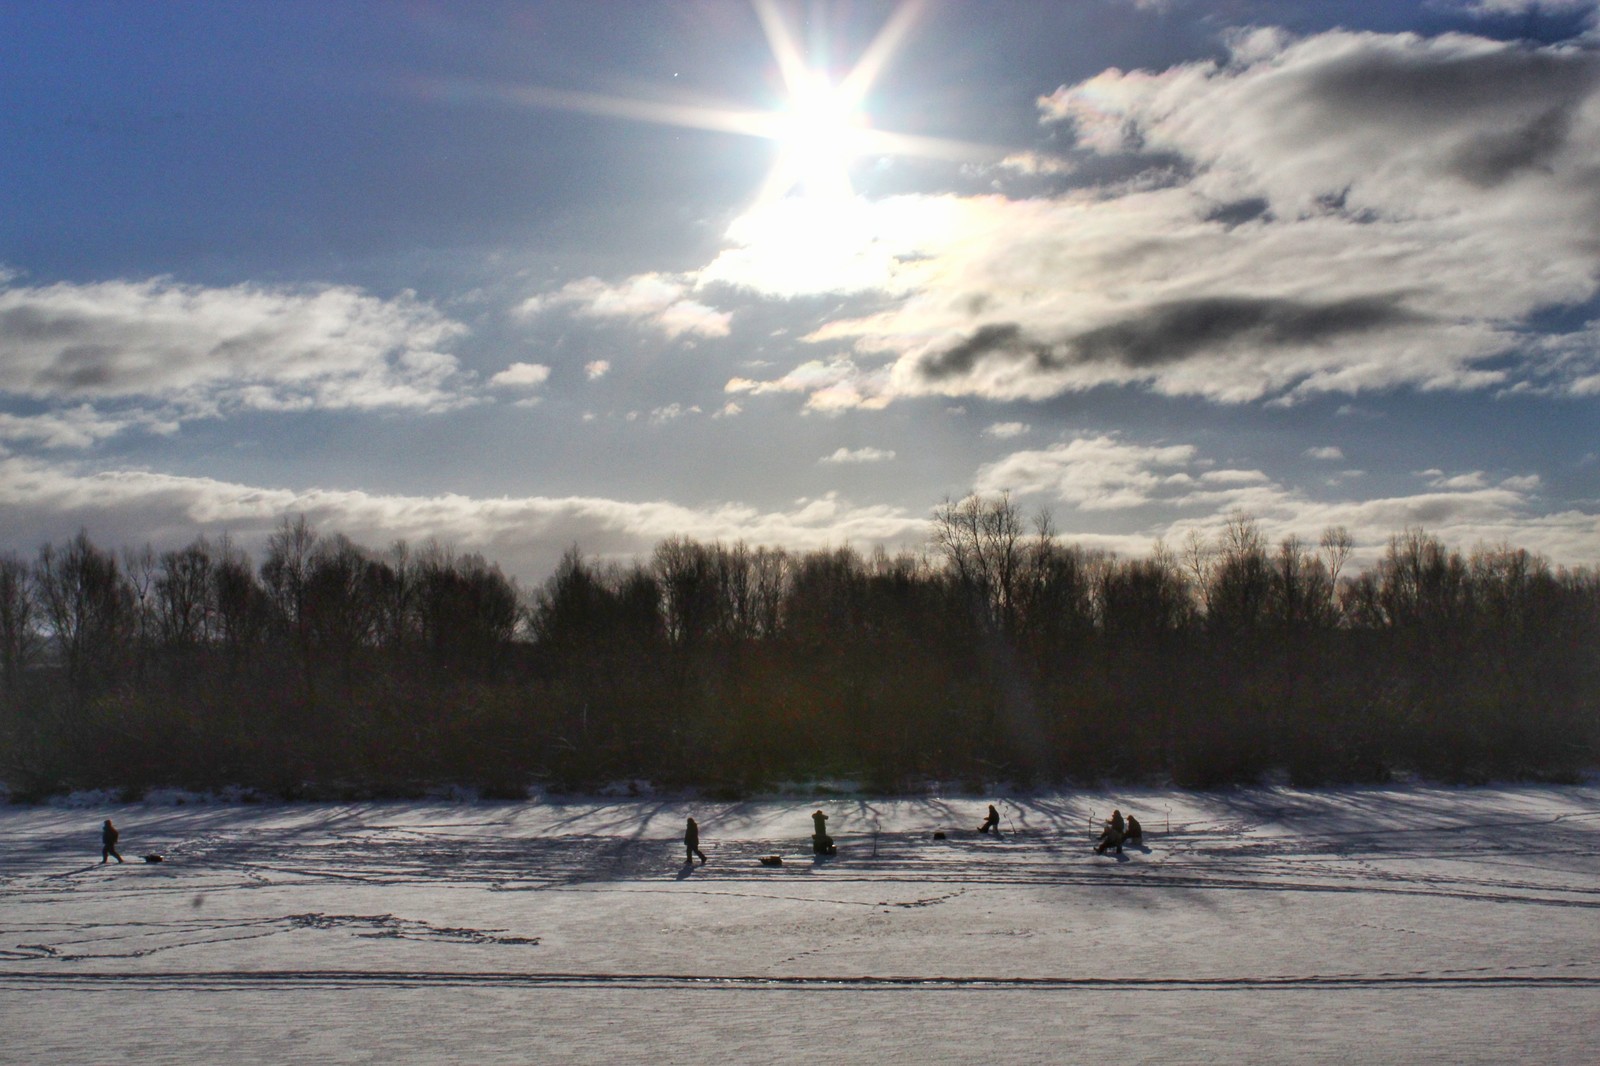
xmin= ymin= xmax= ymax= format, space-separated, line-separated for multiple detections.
xmin=4 ymin=968 xmax=1599 ymax=992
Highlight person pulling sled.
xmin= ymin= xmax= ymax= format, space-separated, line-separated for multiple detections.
xmin=101 ymin=819 xmax=124 ymax=864
xmin=811 ymin=809 xmax=836 ymax=856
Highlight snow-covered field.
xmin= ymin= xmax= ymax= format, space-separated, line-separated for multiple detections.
xmin=3 ymin=786 xmax=1599 ymax=1065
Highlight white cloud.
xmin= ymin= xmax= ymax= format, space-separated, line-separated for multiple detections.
xmin=996 ymin=151 xmax=1077 ymax=177
xmin=982 ymin=421 xmax=1032 ymax=439
xmin=1199 ymin=469 xmax=1270 ymax=485
xmin=0 ymin=277 xmax=468 ymax=417
xmin=1305 ymin=446 xmax=1345 ymax=460
xmin=975 ymin=434 xmax=1198 ymax=510
xmin=725 ymin=357 xmax=891 ymax=412
xmin=0 ymin=405 xmax=178 ymax=450
xmin=520 ymin=273 xmax=731 ymax=339
xmin=585 ymin=360 xmax=611 ymax=380
xmin=649 ymin=403 xmax=701 ymax=424
xmin=489 ymin=362 xmax=552 ymax=389
xmin=1426 ymin=470 xmax=1491 ymax=490
xmin=820 ymin=446 xmax=896 ymax=464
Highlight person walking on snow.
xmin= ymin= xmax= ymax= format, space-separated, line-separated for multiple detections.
xmin=684 ymin=817 xmax=707 ymax=864
xmin=978 ymin=804 xmax=1002 ymax=834
xmin=101 ymin=819 xmax=124 ymax=864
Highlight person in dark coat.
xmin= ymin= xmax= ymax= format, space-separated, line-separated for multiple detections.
xmin=1095 ymin=809 xmax=1125 ymax=855
xmin=1124 ymin=814 xmax=1143 ymax=845
xmin=101 ymin=819 xmax=124 ymax=864
xmin=684 ymin=817 xmax=707 ymax=864
xmin=811 ymin=809 xmax=835 ymax=855
xmin=978 ymin=804 xmax=1001 ymax=834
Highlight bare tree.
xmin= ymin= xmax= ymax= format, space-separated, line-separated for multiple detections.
xmin=213 ymin=535 xmax=269 ymax=663
xmin=1379 ymin=527 xmax=1468 ymax=629
xmin=155 ymin=539 xmax=215 ymax=651
xmin=0 ymin=553 xmax=40 ymax=693
xmin=35 ymin=530 xmax=134 ymax=687
xmin=1269 ymin=534 xmax=1336 ymax=631
xmin=260 ymin=514 xmax=318 ymax=653
xmin=1205 ymin=512 xmax=1271 ymax=631
xmin=931 ymin=492 xmax=1025 ymax=632
xmin=1319 ymin=526 xmax=1354 ymax=587
xmin=653 ymin=537 xmax=718 ymax=647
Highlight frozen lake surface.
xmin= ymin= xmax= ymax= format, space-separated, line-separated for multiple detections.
xmin=3 ymin=786 xmax=1599 ymax=1064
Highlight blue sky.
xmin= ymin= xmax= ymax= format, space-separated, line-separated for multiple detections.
xmin=3 ymin=0 xmax=1599 ymax=583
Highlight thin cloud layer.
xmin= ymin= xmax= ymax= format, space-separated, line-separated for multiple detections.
xmin=0 ymin=456 xmax=927 ymax=584
xmin=521 ymin=273 xmax=732 ymax=339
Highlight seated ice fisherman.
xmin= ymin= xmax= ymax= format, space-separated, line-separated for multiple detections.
xmin=1095 ymin=809 xmax=1126 ymax=854
xmin=811 ymin=810 xmax=835 ymax=854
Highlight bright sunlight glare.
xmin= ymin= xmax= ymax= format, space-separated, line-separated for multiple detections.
xmin=772 ymin=71 xmax=870 ymax=201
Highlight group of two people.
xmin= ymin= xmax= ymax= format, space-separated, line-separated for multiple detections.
xmin=1095 ymin=808 xmax=1143 ymax=855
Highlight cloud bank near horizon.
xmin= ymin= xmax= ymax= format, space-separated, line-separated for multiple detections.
xmin=2 ymin=432 xmax=1593 ymax=588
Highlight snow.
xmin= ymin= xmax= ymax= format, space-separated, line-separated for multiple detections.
xmin=3 ymin=786 xmax=1599 ymax=1064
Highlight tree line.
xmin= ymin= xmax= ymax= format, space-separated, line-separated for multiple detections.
xmin=0 ymin=498 xmax=1596 ymax=799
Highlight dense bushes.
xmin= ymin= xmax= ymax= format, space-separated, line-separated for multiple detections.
xmin=0 ymin=503 xmax=1595 ymax=798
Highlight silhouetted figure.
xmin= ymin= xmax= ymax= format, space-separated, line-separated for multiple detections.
xmin=1095 ymin=808 xmax=1125 ymax=855
xmin=684 ymin=817 xmax=706 ymax=864
xmin=811 ymin=809 xmax=835 ymax=855
xmin=978 ymin=804 xmax=1001 ymax=834
xmin=1124 ymin=814 xmax=1143 ymax=845
xmin=101 ymin=819 xmax=123 ymax=864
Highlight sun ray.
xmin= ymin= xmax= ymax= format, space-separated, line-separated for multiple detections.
xmin=837 ymin=0 xmax=928 ymax=106
xmin=751 ymin=0 xmax=812 ymax=99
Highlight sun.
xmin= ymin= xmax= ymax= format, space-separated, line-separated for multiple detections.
xmin=767 ymin=71 xmax=870 ymax=201
xmin=462 ymin=0 xmax=997 ymax=206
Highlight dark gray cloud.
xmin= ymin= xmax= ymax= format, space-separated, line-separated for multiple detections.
xmin=1205 ymin=198 xmax=1273 ymax=227
xmin=918 ymin=296 xmax=1426 ymax=381
xmin=1299 ymin=43 xmax=1600 ymax=186
xmin=918 ymin=323 xmax=1049 ymax=380
xmin=1303 ymin=42 xmax=1600 ymax=123
xmin=1068 ymin=295 xmax=1427 ymax=367
xmin=1451 ymin=105 xmax=1574 ymax=186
